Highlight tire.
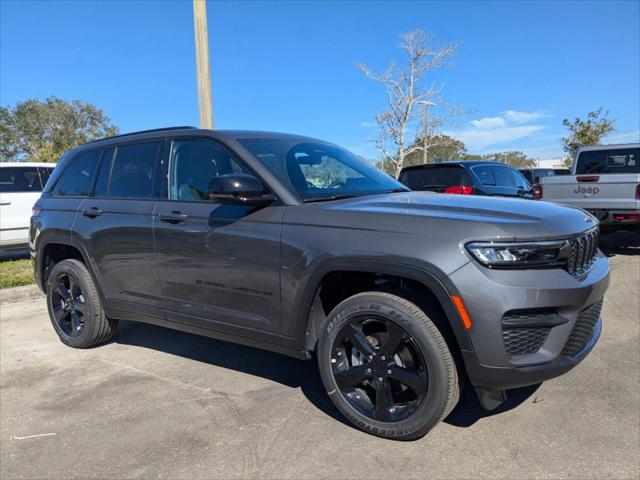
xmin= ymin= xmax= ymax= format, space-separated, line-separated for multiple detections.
xmin=317 ymin=292 xmax=459 ymax=440
xmin=46 ymin=259 xmax=117 ymax=348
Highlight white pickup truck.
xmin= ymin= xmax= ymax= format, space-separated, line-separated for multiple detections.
xmin=540 ymin=144 xmax=640 ymax=232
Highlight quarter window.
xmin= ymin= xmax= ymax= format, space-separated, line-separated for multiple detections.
xmin=510 ymin=169 xmax=531 ymax=190
xmin=38 ymin=167 xmax=53 ymax=189
xmin=0 ymin=167 xmax=43 ymax=193
xmin=109 ymin=143 xmax=159 ymax=199
xmin=169 ymin=139 xmax=251 ymax=201
xmin=52 ymin=150 xmax=102 ymax=197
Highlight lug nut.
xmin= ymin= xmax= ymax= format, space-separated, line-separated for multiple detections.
xmin=387 ymin=369 xmax=392 ymax=375
xmin=377 ymin=376 xmax=383 ymax=382
xmin=381 ymin=356 xmax=386 ymax=361
xmin=368 ymin=355 xmax=373 ymax=360
xmin=366 ymin=368 xmax=372 ymax=374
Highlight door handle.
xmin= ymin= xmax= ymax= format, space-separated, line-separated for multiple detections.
xmin=82 ymin=207 xmax=103 ymax=218
xmin=0 ymin=201 xmax=10 ymax=206
xmin=159 ymin=211 xmax=189 ymax=223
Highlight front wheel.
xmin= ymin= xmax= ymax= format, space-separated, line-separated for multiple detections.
xmin=317 ymin=292 xmax=459 ymax=440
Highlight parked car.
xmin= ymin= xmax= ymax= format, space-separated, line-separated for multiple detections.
xmin=0 ymin=162 xmax=55 ymax=253
xmin=540 ymin=144 xmax=640 ymax=232
xmin=519 ymin=168 xmax=571 ymax=184
xmin=31 ymin=127 xmax=610 ymax=440
xmin=399 ymin=161 xmax=534 ymax=199
xmin=519 ymin=167 xmax=571 ymax=199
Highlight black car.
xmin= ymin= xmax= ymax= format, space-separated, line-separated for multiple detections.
xmin=399 ymin=161 xmax=534 ymax=199
xmin=518 ymin=167 xmax=571 ymax=199
xmin=31 ymin=128 xmax=609 ymax=440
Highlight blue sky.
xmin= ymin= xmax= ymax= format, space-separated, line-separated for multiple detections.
xmin=1 ymin=0 xmax=639 ymax=162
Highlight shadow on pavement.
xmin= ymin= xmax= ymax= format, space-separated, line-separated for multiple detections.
xmin=115 ymin=320 xmax=537 ymax=433
xmin=115 ymin=320 xmax=350 ymax=427
xmin=599 ymin=230 xmax=640 ymax=257
xmin=445 ymin=382 xmax=541 ymax=428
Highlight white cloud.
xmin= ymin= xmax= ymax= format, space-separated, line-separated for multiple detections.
xmin=469 ymin=116 xmax=506 ymax=129
xmin=449 ymin=125 xmax=545 ymax=150
xmin=446 ymin=109 xmax=550 ymax=151
xmin=503 ymin=110 xmax=551 ymax=124
xmin=605 ymin=130 xmax=640 ymax=143
xmin=359 ymin=121 xmax=375 ymax=128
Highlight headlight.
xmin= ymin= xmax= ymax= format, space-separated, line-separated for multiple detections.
xmin=466 ymin=240 xmax=568 ymax=268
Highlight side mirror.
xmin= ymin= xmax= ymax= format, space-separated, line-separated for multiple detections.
xmin=208 ymin=173 xmax=275 ymax=205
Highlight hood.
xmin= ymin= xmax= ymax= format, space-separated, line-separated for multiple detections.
xmin=318 ymin=192 xmax=597 ymax=241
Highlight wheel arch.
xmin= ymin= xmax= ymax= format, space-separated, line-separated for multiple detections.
xmin=35 ymin=234 xmax=105 ymax=301
xmin=287 ymin=259 xmax=474 ymax=356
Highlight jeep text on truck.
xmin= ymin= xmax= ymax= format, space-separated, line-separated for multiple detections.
xmin=540 ymin=144 xmax=640 ymax=232
xmin=31 ymin=127 xmax=610 ymax=440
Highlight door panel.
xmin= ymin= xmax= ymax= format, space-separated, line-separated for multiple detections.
xmin=154 ymin=137 xmax=283 ymax=339
xmin=154 ymin=200 xmax=284 ymax=336
xmin=73 ymin=198 xmax=162 ymax=307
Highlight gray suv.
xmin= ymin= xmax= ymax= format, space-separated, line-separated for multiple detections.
xmin=31 ymin=127 xmax=610 ymax=440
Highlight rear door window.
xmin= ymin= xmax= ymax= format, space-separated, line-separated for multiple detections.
xmin=575 ymin=148 xmax=640 ymax=174
xmin=473 ymin=165 xmax=496 ymax=186
xmin=494 ymin=166 xmax=515 ymax=187
xmin=109 ymin=143 xmax=160 ymax=199
xmin=0 ymin=167 xmax=42 ymax=192
xmin=93 ymin=148 xmax=115 ymax=197
xmin=399 ymin=166 xmax=470 ymax=192
xmin=51 ymin=150 xmax=102 ymax=197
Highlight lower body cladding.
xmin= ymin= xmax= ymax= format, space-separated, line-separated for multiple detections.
xmin=448 ymin=252 xmax=610 ymax=410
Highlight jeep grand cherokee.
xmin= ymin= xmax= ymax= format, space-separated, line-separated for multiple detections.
xmin=31 ymin=127 xmax=610 ymax=440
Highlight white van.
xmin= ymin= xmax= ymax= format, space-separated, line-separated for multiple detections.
xmin=0 ymin=162 xmax=55 ymax=252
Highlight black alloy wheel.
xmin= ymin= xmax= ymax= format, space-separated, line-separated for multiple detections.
xmin=46 ymin=259 xmax=117 ymax=348
xmin=50 ymin=272 xmax=87 ymax=338
xmin=331 ymin=315 xmax=429 ymax=423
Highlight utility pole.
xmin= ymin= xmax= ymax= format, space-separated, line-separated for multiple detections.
xmin=418 ymin=101 xmax=436 ymax=164
xmin=193 ymin=0 xmax=214 ymax=129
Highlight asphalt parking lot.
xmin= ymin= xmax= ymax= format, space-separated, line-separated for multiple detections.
xmin=1 ymin=232 xmax=638 ymax=480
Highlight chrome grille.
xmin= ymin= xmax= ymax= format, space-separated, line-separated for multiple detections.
xmin=565 ymin=229 xmax=599 ymax=276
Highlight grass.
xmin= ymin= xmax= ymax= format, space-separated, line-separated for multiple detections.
xmin=0 ymin=259 xmax=35 ymax=289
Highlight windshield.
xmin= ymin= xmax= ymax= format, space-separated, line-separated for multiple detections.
xmin=237 ymin=138 xmax=408 ymax=202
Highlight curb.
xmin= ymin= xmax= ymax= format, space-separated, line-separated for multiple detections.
xmin=0 ymin=284 xmax=44 ymax=305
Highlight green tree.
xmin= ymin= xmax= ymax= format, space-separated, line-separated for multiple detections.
xmin=561 ymin=108 xmax=615 ymax=167
xmin=461 ymin=151 xmax=536 ymax=168
xmin=0 ymin=97 xmax=118 ymax=163
xmin=485 ymin=151 xmax=537 ymax=169
xmin=403 ymin=135 xmax=467 ymax=167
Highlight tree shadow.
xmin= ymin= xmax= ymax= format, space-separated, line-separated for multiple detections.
xmin=599 ymin=230 xmax=640 ymax=257
xmin=114 ymin=320 xmax=538 ymax=433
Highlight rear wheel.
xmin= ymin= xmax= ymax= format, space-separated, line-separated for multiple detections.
xmin=317 ymin=292 xmax=459 ymax=440
xmin=46 ymin=259 xmax=117 ymax=348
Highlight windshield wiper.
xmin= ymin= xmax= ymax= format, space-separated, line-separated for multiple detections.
xmin=303 ymin=193 xmax=364 ymax=203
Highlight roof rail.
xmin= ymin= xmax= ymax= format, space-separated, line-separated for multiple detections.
xmin=84 ymin=126 xmax=197 ymax=145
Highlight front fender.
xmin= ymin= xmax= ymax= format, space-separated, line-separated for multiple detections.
xmin=281 ymin=257 xmax=474 ymax=355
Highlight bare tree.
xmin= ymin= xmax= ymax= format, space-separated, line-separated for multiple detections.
xmin=358 ymin=29 xmax=461 ymax=177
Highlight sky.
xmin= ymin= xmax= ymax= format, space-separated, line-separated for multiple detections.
xmin=1 ymin=0 xmax=639 ymax=163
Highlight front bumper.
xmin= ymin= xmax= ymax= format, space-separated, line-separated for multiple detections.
xmin=448 ymin=251 xmax=610 ymax=390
